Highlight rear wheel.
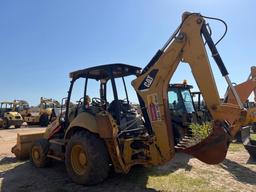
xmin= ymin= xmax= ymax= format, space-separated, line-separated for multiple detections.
xmin=3 ymin=118 xmax=9 ymax=129
xmin=30 ymin=138 xmax=51 ymax=168
xmin=65 ymin=131 xmax=110 ymax=185
xmin=39 ymin=114 xmax=49 ymax=127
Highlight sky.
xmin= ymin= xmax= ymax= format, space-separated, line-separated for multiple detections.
xmin=0 ymin=0 xmax=256 ymax=105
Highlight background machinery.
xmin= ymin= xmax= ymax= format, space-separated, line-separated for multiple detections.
xmin=225 ymin=66 xmax=256 ymax=159
xmin=12 ymin=12 xmax=249 ymax=185
xmin=225 ymin=66 xmax=256 ymax=128
xmin=22 ymin=97 xmax=61 ymax=127
xmin=0 ymin=101 xmax=24 ymax=129
xmin=13 ymin=100 xmax=30 ymax=113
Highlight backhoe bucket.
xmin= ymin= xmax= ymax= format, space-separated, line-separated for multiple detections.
xmin=241 ymin=126 xmax=256 ymax=160
xmin=11 ymin=132 xmax=45 ymax=160
xmin=177 ymin=121 xmax=230 ymax=164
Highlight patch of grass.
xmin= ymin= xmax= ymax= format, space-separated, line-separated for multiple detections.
xmin=250 ymin=133 xmax=256 ymax=141
xmin=189 ymin=122 xmax=212 ymax=140
xmin=147 ymin=172 xmax=220 ymax=192
xmin=0 ymin=161 xmax=24 ymax=172
xmin=228 ymin=143 xmax=244 ymax=152
xmin=126 ymin=166 xmax=222 ymax=192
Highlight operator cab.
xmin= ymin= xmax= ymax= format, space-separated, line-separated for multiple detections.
xmin=167 ymin=83 xmax=197 ymax=144
xmin=244 ymin=100 xmax=256 ymax=109
xmin=168 ymin=83 xmax=195 ymax=114
xmin=13 ymin=100 xmax=30 ymax=112
xmin=63 ymin=63 xmax=143 ymax=135
xmin=191 ymin=92 xmax=212 ymax=122
xmin=40 ymin=99 xmax=60 ymax=109
xmin=0 ymin=102 xmax=14 ymax=115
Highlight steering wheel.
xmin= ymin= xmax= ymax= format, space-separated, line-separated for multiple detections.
xmin=91 ymin=97 xmax=106 ymax=107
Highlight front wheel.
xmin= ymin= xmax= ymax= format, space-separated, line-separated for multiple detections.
xmin=65 ymin=131 xmax=110 ymax=185
xmin=30 ymin=138 xmax=51 ymax=168
xmin=3 ymin=118 xmax=9 ymax=129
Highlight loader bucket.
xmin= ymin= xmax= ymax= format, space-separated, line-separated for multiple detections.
xmin=11 ymin=132 xmax=45 ymax=160
xmin=241 ymin=126 xmax=256 ymax=160
xmin=176 ymin=121 xmax=231 ymax=164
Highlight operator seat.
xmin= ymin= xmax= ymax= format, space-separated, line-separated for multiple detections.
xmin=108 ymin=100 xmax=121 ymax=119
xmin=108 ymin=100 xmax=140 ymax=130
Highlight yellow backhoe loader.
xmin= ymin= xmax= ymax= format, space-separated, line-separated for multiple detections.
xmin=12 ymin=12 xmax=249 ymax=185
xmin=0 ymin=101 xmax=24 ymax=129
xmin=22 ymin=97 xmax=60 ymax=127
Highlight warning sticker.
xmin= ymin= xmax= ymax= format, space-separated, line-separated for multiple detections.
xmin=147 ymin=93 xmax=161 ymax=122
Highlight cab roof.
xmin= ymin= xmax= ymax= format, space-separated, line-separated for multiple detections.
xmin=0 ymin=101 xmax=14 ymax=104
xmin=169 ymin=83 xmax=193 ymax=89
xmin=69 ymin=63 xmax=141 ymax=80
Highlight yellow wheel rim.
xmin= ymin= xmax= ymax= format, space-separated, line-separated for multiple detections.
xmin=71 ymin=144 xmax=87 ymax=175
xmin=32 ymin=147 xmax=41 ymax=162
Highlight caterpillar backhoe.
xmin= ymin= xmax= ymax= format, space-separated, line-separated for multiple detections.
xmin=12 ymin=12 xmax=248 ymax=185
xmin=21 ymin=97 xmax=61 ymax=127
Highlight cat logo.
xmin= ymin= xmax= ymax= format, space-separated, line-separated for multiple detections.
xmin=138 ymin=69 xmax=158 ymax=91
xmin=144 ymin=75 xmax=154 ymax=88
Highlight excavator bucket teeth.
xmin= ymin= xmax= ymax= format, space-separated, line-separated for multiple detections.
xmin=12 ymin=132 xmax=45 ymax=160
xmin=176 ymin=123 xmax=230 ymax=164
xmin=241 ymin=126 xmax=256 ymax=160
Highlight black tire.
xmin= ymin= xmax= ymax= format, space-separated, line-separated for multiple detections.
xmin=39 ymin=114 xmax=49 ymax=127
xmin=30 ymin=138 xmax=51 ymax=168
xmin=15 ymin=125 xmax=21 ymax=128
xmin=3 ymin=118 xmax=9 ymax=129
xmin=65 ymin=131 xmax=110 ymax=185
xmin=235 ymin=131 xmax=242 ymax=143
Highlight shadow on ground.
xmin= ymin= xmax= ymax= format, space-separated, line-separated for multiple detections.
xmin=247 ymin=156 xmax=256 ymax=165
xmin=0 ymin=157 xmax=17 ymax=165
xmin=220 ymin=159 xmax=256 ymax=185
xmin=0 ymin=153 xmax=191 ymax=192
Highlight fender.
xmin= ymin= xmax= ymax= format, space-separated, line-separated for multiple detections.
xmin=64 ymin=112 xmax=99 ymax=139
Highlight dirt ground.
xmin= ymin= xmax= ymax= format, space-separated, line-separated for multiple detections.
xmin=0 ymin=126 xmax=45 ymax=157
xmin=0 ymin=127 xmax=256 ymax=192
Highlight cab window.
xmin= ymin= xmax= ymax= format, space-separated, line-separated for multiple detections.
xmin=168 ymin=90 xmax=183 ymax=112
xmin=181 ymin=89 xmax=195 ymax=113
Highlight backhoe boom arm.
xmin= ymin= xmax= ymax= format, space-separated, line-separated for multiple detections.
xmin=132 ymin=12 xmax=246 ymax=164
